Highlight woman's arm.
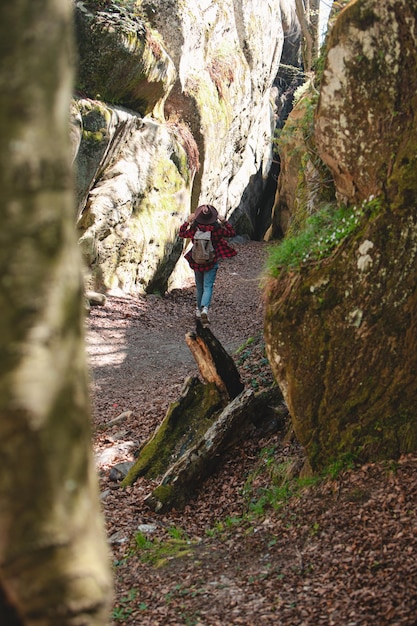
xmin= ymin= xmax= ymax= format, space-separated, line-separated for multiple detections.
xmin=179 ymin=218 xmax=197 ymax=238
xmin=218 ymin=220 xmax=236 ymax=238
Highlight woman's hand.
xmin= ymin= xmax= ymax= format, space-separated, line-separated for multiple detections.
xmin=188 ymin=212 xmax=196 ymax=222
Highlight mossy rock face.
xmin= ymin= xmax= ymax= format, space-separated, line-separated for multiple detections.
xmin=74 ymin=3 xmax=176 ymax=116
xmin=265 ymin=0 xmax=417 ymax=470
xmin=315 ymin=0 xmax=417 ymax=206
xmin=270 ymin=91 xmax=335 ymax=240
xmin=75 ymin=105 xmax=191 ymax=294
xmin=72 ymin=0 xmax=302 ymax=290
xmin=265 ymin=205 xmax=417 ymax=470
xmin=73 ymin=99 xmax=113 ymax=211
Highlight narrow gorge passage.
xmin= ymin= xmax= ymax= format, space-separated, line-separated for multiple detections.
xmin=87 ymin=240 xmax=272 ymax=467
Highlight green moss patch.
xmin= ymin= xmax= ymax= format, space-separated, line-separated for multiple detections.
xmin=122 ymin=379 xmax=223 ymax=485
xmin=266 ymin=197 xmax=381 ymax=276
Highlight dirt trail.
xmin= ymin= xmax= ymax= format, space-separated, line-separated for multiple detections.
xmin=86 ymin=240 xmax=417 ymax=626
xmin=86 ymin=240 xmax=270 ymax=439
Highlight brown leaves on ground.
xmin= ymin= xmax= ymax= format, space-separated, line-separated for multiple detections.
xmin=87 ymin=241 xmax=417 ymax=625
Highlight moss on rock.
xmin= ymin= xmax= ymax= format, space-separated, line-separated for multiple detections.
xmin=122 ymin=378 xmax=223 ymax=486
xmin=265 ymin=0 xmax=417 ymax=471
xmin=74 ymin=3 xmax=176 ymax=117
xmin=265 ymin=202 xmax=417 ymax=471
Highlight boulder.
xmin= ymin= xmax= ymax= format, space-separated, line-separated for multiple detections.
xmin=264 ymin=0 xmax=417 ymax=470
xmin=75 ymin=99 xmax=191 ymax=294
xmin=315 ymin=0 xmax=417 ymax=207
xmin=74 ymin=1 xmax=176 ymax=118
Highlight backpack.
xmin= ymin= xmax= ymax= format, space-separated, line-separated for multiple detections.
xmin=191 ymin=228 xmax=215 ymax=264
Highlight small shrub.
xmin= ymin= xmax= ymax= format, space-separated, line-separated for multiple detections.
xmin=112 ymin=589 xmax=138 ymax=622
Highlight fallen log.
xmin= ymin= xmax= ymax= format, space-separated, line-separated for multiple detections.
xmin=185 ymin=321 xmax=244 ymax=400
xmin=144 ymin=389 xmax=255 ymax=512
xmin=144 ymin=385 xmax=287 ymax=513
xmin=122 ymin=324 xmax=244 ymax=487
xmin=122 ymin=377 xmax=223 ymax=486
xmin=121 ymin=322 xmax=287 ymax=509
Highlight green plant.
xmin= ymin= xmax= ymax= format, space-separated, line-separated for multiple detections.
xmin=167 ymin=525 xmax=189 ymax=540
xmin=243 ymin=450 xmax=294 ymax=514
xmin=241 ymin=442 xmax=325 ymax=517
xmin=134 ymin=529 xmax=198 ymax=568
xmin=112 ymin=606 xmax=132 ymax=621
xmin=248 ymin=483 xmax=293 ymax=515
xmin=112 ymin=589 xmax=138 ymax=621
xmin=266 ymin=197 xmax=382 ymax=276
xmin=324 ymin=454 xmax=356 ymax=479
xmin=274 ymin=86 xmax=318 ymax=156
xmin=297 ymin=475 xmax=320 ymax=489
xmin=224 ymin=515 xmax=244 ymax=527
xmin=235 ymin=336 xmax=255 ymax=354
xmin=135 ymin=531 xmax=153 ymax=550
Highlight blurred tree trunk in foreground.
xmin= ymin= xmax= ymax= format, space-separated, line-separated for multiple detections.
xmin=0 ymin=1 xmax=112 ymax=624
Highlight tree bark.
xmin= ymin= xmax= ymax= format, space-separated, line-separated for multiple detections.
xmin=144 ymin=386 xmax=287 ymax=513
xmin=122 ymin=377 xmax=224 ymax=486
xmin=0 ymin=1 xmax=112 ymax=624
xmin=144 ymin=389 xmax=256 ymax=512
xmin=295 ymin=0 xmax=320 ymax=72
xmin=122 ymin=320 xmax=287 ymax=509
xmin=185 ymin=322 xmax=244 ymax=400
xmin=123 ymin=325 xmax=244 ymax=488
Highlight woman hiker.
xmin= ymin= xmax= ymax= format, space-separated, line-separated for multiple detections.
xmin=179 ymin=204 xmax=237 ymax=325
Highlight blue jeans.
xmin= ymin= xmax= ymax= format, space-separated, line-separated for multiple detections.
xmin=194 ymin=263 xmax=219 ymax=309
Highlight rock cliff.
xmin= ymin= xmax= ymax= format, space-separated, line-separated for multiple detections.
xmin=72 ymin=0 xmax=300 ymax=294
xmin=265 ymin=0 xmax=417 ymax=470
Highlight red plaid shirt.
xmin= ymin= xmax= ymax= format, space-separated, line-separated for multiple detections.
xmin=179 ymin=220 xmax=237 ymax=271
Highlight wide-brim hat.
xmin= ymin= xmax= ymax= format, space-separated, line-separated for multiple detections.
xmin=195 ymin=204 xmax=218 ymax=224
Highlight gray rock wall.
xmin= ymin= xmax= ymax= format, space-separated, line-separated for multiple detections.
xmin=75 ymin=99 xmax=191 ymax=294
xmin=73 ymin=0 xmax=300 ymax=294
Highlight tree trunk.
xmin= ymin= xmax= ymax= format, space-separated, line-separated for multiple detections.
xmin=185 ymin=321 xmax=244 ymax=400
xmin=0 ymin=1 xmax=112 ymax=624
xmin=144 ymin=386 xmax=287 ymax=513
xmin=144 ymin=389 xmax=256 ymax=512
xmin=295 ymin=0 xmax=321 ymax=72
xmin=122 ymin=377 xmax=224 ymax=486
xmin=122 ymin=319 xmax=287 ymax=510
xmin=123 ymin=323 xmax=244 ymax=487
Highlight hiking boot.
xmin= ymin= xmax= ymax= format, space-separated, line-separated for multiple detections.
xmin=195 ymin=307 xmax=202 ymax=320
xmin=201 ymin=307 xmax=210 ymax=324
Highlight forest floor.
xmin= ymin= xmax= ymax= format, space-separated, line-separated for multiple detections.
xmin=87 ymin=241 xmax=417 ymax=626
